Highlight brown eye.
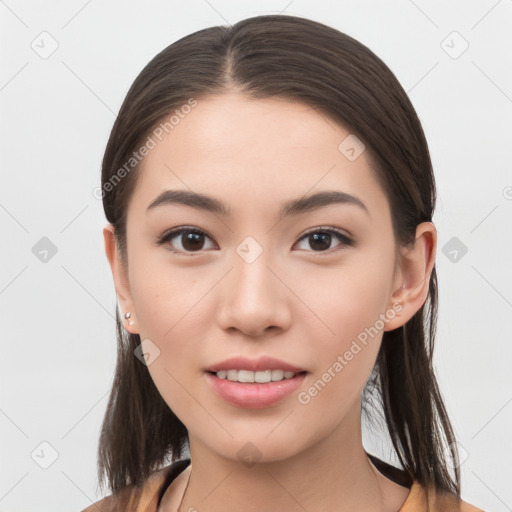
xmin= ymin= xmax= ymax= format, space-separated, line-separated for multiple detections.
xmin=295 ymin=228 xmax=354 ymax=253
xmin=156 ymin=227 xmax=216 ymax=254
xmin=180 ymin=231 xmax=206 ymax=251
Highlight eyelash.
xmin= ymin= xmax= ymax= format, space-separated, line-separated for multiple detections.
xmin=155 ymin=226 xmax=355 ymax=256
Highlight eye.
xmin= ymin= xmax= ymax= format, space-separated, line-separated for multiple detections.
xmin=294 ymin=227 xmax=355 ymax=253
xmin=155 ymin=226 xmax=355 ymax=255
xmin=155 ymin=227 xmax=217 ymax=254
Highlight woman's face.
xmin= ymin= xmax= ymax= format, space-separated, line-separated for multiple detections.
xmin=112 ymin=92 xmax=409 ymax=463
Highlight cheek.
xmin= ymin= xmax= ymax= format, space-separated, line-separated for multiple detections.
xmin=129 ymin=250 xmax=210 ymax=341
xmin=301 ymin=257 xmax=392 ymax=340
xmin=135 ymin=284 xmax=210 ymax=432
xmin=128 ymin=253 xmax=216 ymax=382
xmin=128 ymin=266 xmax=213 ymax=426
xmin=295 ymin=299 xmax=384 ymax=423
xmin=295 ymin=261 xmax=391 ymax=395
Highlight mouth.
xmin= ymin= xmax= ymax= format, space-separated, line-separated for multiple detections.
xmin=204 ymin=356 xmax=308 ymax=408
xmin=204 ymin=369 xmax=308 ymax=409
xmin=207 ymin=369 xmax=306 ymax=383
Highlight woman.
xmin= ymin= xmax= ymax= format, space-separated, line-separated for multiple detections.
xmin=83 ymin=14 xmax=484 ymax=512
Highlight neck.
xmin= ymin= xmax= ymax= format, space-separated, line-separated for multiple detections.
xmin=177 ymin=404 xmax=402 ymax=512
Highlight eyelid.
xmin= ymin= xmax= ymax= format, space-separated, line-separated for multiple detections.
xmin=155 ymin=226 xmax=209 ymax=242
xmin=299 ymin=225 xmax=352 ymax=240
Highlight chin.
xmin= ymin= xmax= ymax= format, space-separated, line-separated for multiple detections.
xmin=199 ymin=428 xmax=318 ymax=467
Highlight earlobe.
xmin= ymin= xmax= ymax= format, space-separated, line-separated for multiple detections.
xmin=384 ymin=222 xmax=437 ymax=331
xmin=103 ymin=223 xmax=139 ymax=334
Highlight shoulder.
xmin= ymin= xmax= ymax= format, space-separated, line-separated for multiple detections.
xmin=80 ymin=459 xmax=191 ymax=512
xmin=400 ymin=480 xmax=486 ymax=512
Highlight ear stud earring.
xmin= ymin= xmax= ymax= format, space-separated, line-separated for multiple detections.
xmin=124 ymin=312 xmax=134 ymax=326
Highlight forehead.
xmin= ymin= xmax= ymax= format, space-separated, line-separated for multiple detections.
xmin=129 ymin=92 xmax=390 ymax=223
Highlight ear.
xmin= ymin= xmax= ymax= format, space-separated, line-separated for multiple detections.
xmin=103 ymin=223 xmax=139 ymax=334
xmin=384 ymin=222 xmax=437 ymax=331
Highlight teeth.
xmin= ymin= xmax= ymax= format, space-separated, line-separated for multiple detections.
xmin=215 ymin=369 xmax=297 ymax=382
xmin=271 ymin=369 xmax=284 ymax=381
xmin=226 ymin=369 xmax=238 ymax=381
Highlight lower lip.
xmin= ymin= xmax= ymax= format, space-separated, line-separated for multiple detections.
xmin=205 ymin=372 xmax=307 ymax=409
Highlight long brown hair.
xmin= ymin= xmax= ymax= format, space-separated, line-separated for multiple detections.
xmin=97 ymin=13 xmax=461 ymax=507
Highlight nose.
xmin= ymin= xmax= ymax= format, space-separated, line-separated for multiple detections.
xmin=216 ymin=248 xmax=292 ymax=338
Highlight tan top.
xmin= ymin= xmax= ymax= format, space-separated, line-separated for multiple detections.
xmin=81 ymin=459 xmax=485 ymax=512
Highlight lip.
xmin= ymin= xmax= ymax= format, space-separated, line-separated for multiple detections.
xmin=205 ymin=371 xmax=307 ymax=409
xmin=204 ymin=356 xmax=305 ymax=373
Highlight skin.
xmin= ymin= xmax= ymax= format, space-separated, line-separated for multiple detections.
xmin=104 ymin=92 xmax=437 ymax=512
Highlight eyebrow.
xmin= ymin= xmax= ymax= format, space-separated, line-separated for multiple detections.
xmin=146 ymin=189 xmax=369 ymax=219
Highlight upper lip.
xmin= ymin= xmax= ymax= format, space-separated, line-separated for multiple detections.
xmin=205 ymin=356 xmax=305 ymax=373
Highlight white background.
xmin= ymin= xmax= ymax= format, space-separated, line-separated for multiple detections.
xmin=1 ymin=1 xmax=511 ymax=511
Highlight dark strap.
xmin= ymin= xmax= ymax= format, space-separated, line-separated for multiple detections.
xmin=366 ymin=452 xmax=413 ymax=488
xmin=156 ymin=458 xmax=192 ymax=506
